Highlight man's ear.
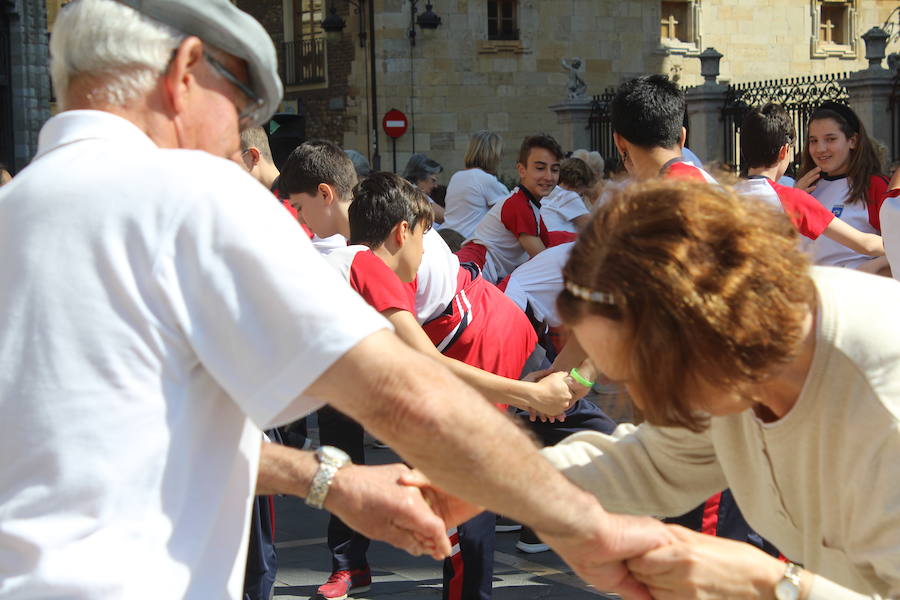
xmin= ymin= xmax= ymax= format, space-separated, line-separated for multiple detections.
xmin=516 ymin=161 xmax=526 ymax=180
xmin=318 ymin=183 xmax=338 ymax=205
xmin=392 ymin=220 xmax=410 ymax=248
xmin=246 ymin=147 xmax=261 ymax=168
xmin=613 ymin=132 xmax=628 ymax=159
xmin=777 ymin=143 xmax=790 ymax=163
xmin=162 ymin=36 xmax=204 ymax=120
xmin=678 ymin=126 xmax=687 ymax=149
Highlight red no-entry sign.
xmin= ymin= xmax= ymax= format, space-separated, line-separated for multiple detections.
xmin=382 ymin=109 xmax=408 ymax=138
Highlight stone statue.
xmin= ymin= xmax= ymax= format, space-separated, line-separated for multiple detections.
xmin=561 ymin=57 xmax=587 ymax=100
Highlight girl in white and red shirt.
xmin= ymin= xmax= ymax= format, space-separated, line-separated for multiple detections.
xmin=795 ymin=101 xmax=899 ymax=273
xmin=734 ymin=103 xmax=884 ymax=259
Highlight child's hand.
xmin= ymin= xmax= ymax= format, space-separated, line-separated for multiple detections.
xmin=795 ymin=167 xmax=821 ymax=194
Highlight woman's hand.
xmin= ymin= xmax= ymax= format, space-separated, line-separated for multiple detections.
xmin=626 ymin=525 xmax=789 ymax=599
xmin=794 ymin=167 xmax=822 ymax=194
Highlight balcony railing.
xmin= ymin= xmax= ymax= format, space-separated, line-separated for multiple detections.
xmin=281 ymin=38 xmax=326 ymax=87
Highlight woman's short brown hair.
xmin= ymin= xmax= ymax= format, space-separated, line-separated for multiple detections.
xmin=558 ymin=180 xmax=814 ymax=431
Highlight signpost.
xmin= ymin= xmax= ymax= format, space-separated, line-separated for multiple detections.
xmin=382 ymin=108 xmax=408 ymax=173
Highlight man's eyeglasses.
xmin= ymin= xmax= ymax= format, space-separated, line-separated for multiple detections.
xmin=203 ymin=51 xmax=264 ymax=130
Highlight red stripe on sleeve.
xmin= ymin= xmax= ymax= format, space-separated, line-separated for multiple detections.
xmin=700 ymin=492 xmax=722 ymax=536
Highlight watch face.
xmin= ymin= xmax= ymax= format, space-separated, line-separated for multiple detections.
xmin=319 ymin=445 xmax=350 ymax=465
xmin=775 ymin=579 xmax=800 ymax=600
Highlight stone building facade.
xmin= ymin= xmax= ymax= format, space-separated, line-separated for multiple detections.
xmin=241 ymin=0 xmax=897 ymax=182
xmin=2 ymin=0 xmax=51 ymax=173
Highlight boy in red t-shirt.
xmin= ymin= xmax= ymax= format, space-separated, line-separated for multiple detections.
xmin=280 ymin=147 xmax=573 ymax=600
xmin=735 ymin=103 xmax=884 ymax=258
xmin=611 ymin=75 xmax=718 ymax=183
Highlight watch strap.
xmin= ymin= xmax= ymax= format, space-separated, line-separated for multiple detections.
xmin=305 ymin=447 xmax=347 ymax=510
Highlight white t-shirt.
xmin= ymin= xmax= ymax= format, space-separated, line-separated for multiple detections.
xmin=0 ymin=110 xmax=388 ymax=600
xmin=882 ymin=194 xmax=900 ymax=281
xmin=812 ymin=176 xmax=878 ymax=269
xmin=540 ymin=186 xmax=588 ymax=233
xmin=472 ymin=188 xmax=543 ymax=283
xmin=504 ymin=242 xmax=574 ymax=327
xmin=414 ymin=228 xmax=460 ymax=324
xmin=442 ymin=168 xmax=509 ymax=238
xmin=312 ymin=233 xmax=347 ymax=255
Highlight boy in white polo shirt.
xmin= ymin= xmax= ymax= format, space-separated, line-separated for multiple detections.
xmin=463 ymin=134 xmax=563 ymax=282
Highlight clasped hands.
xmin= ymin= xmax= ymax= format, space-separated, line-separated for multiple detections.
xmin=352 ymin=467 xmax=787 ymax=600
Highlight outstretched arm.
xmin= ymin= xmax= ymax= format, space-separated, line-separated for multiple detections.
xmin=301 ymin=330 xmax=672 ymax=598
xmin=256 ymin=441 xmax=452 ymax=560
xmin=384 ymin=308 xmax=574 ymax=417
xmin=823 ymin=218 xmax=884 ymax=257
xmin=518 ymin=233 xmax=547 ymax=258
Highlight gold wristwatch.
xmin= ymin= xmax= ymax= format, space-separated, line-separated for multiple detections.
xmin=305 ymin=445 xmax=351 ymax=510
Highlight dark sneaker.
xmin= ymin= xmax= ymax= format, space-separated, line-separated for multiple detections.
xmin=516 ymin=526 xmax=550 ymax=553
xmin=495 ymin=515 xmax=522 ymax=533
xmin=317 ymin=567 xmax=372 ymax=600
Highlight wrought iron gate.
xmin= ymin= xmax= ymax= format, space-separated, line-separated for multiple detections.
xmin=722 ymin=73 xmax=849 ymax=175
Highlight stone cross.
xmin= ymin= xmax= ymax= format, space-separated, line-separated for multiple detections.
xmin=661 ymin=14 xmax=679 ymax=39
xmin=820 ymin=18 xmax=835 ymax=43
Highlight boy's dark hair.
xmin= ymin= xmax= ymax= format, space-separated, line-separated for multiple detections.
xmin=517 ymin=134 xmax=564 ymax=166
xmin=438 ymin=228 xmax=465 ymax=252
xmin=611 ymin=75 xmax=684 ymax=149
xmin=740 ymin=104 xmax=795 ymax=169
xmin=349 ymin=172 xmax=434 ymax=248
xmin=279 ymin=139 xmax=357 ymax=200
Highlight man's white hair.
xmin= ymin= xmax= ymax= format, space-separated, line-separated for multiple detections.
xmin=50 ymin=0 xmax=185 ymax=108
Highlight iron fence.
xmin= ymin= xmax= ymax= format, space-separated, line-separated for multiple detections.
xmin=587 ymin=87 xmax=618 ymax=174
xmin=722 ymin=73 xmax=849 ymax=176
xmin=281 ymin=38 xmax=326 ymax=87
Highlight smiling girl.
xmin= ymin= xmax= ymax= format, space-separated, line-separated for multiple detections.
xmin=796 ymin=102 xmax=892 ymax=273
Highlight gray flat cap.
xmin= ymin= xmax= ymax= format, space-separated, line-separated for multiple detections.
xmin=117 ymin=0 xmax=283 ymax=125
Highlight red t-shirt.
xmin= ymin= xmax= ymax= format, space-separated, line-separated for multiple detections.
xmin=500 ymin=188 xmax=550 ymax=241
xmin=769 ymin=179 xmax=834 ymax=240
xmin=663 ymin=160 xmax=717 ymax=183
xmin=327 ymin=246 xmax=416 ymax=314
xmin=422 ymin=266 xmax=537 ymax=409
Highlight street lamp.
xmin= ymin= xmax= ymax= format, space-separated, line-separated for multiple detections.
xmin=321 ymin=1 xmax=366 ymax=48
xmin=321 ymin=0 xmax=381 ymax=169
xmin=408 ymin=1 xmax=442 ymax=47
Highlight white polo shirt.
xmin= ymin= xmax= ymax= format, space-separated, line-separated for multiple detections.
xmin=540 ymin=186 xmax=588 ymax=233
xmin=882 ymin=194 xmax=900 ymax=281
xmin=0 ymin=110 xmax=388 ymax=599
xmin=504 ymin=242 xmax=573 ymax=327
xmin=414 ymin=228 xmax=460 ymax=324
xmin=442 ymin=168 xmax=509 ymax=238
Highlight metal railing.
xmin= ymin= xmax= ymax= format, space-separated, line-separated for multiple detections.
xmin=280 ymin=38 xmax=326 ymax=87
xmin=722 ymin=73 xmax=850 ymax=175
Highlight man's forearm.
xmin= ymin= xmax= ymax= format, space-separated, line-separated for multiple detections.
xmin=306 ymin=330 xmax=603 ymax=538
xmin=256 ymin=441 xmax=316 ymax=497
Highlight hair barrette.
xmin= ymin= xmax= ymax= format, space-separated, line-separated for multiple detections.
xmin=564 ymin=281 xmax=616 ymax=305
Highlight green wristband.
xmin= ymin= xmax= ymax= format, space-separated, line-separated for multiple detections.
xmin=569 ymin=367 xmax=595 ymax=388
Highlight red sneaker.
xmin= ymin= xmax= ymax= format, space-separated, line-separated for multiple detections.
xmin=316 ymin=568 xmax=372 ymax=600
